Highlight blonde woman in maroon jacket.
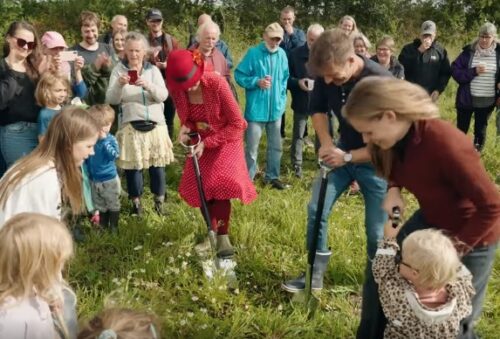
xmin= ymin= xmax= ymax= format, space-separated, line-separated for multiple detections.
xmin=343 ymin=76 xmax=500 ymax=339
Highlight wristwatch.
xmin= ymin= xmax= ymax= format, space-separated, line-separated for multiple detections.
xmin=343 ymin=152 xmax=353 ymax=163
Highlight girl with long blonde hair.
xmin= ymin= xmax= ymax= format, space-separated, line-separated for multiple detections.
xmin=343 ymin=76 xmax=500 ymax=338
xmin=0 ymin=106 xmax=99 ymax=225
xmin=0 ymin=212 xmax=77 ymax=338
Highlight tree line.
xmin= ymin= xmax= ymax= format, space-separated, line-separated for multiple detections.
xmin=0 ymin=0 xmax=499 ymax=48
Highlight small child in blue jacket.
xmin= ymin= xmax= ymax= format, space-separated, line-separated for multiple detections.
xmin=85 ymin=104 xmax=121 ymax=232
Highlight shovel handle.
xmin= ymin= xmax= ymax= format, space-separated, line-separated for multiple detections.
xmin=180 ymin=132 xmax=201 ymax=152
xmin=391 ymin=206 xmax=401 ymax=228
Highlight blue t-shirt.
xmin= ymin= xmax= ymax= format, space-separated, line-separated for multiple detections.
xmin=37 ymin=107 xmax=60 ymax=136
xmin=85 ymin=133 xmax=119 ymax=182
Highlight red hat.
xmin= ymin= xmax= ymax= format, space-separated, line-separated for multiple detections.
xmin=166 ymin=49 xmax=204 ymax=92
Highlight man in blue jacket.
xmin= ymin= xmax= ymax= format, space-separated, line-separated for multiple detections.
xmin=235 ymin=23 xmax=290 ymax=190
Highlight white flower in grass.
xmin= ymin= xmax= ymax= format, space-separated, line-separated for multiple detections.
xmin=179 ymin=319 xmax=187 ymax=326
xmin=200 ymin=308 xmax=207 ymax=314
xmin=277 ymin=304 xmax=283 ymax=311
xmin=211 ymin=298 xmax=216 ymax=304
xmin=162 ymin=241 xmax=173 ymax=247
xmin=233 ymin=289 xmax=240 ymax=295
xmin=172 ymin=268 xmax=180 ymax=274
xmin=111 ymin=278 xmax=121 ymax=285
xmin=140 ymin=268 xmax=146 ymax=273
xmin=133 ymin=245 xmax=143 ymax=251
xmin=191 ymin=296 xmax=199 ymax=302
xmin=185 ymin=252 xmax=191 ymax=257
xmin=168 ymin=257 xmax=174 ymax=264
xmin=187 ymin=312 xmax=194 ymax=318
xmin=181 ymin=261 xmax=188 ymax=270
xmin=200 ymin=324 xmax=208 ymax=329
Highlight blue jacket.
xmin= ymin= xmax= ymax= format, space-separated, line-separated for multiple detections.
xmin=85 ymin=133 xmax=119 ymax=182
xmin=280 ymin=26 xmax=306 ymax=55
xmin=235 ymin=42 xmax=289 ymax=122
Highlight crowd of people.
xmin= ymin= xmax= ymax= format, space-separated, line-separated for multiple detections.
xmin=0 ymin=4 xmax=499 ymax=339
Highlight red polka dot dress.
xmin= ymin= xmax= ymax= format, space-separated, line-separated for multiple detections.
xmin=172 ymin=73 xmax=257 ymax=207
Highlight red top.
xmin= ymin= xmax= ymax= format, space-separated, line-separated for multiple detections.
xmin=171 ymin=73 xmax=257 ymax=207
xmin=390 ymin=119 xmax=500 ymax=249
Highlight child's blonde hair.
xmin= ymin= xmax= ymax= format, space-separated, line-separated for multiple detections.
xmin=78 ymin=308 xmax=160 ymax=339
xmin=88 ymin=104 xmax=115 ymax=127
xmin=402 ymin=229 xmax=461 ymax=290
xmin=35 ymin=71 xmax=71 ymax=107
xmin=0 ymin=106 xmax=100 ymax=214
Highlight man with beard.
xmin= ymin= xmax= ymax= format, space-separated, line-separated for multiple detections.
xmin=71 ymin=11 xmax=114 ymax=105
xmin=145 ymin=8 xmax=180 ymax=138
xmin=235 ymin=23 xmax=290 ymax=190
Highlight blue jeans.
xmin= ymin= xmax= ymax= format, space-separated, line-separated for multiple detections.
xmin=125 ymin=166 xmax=165 ymax=198
xmin=398 ymin=210 xmax=498 ymax=339
xmin=0 ymin=122 xmax=38 ymax=175
xmin=305 ymin=162 xmax=387 ymax=339
xmin=245 ymin=119 xmax=282 ymax=181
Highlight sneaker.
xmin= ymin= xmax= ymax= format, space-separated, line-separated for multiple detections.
xmin=294 ymin=165 xmax=303 ymax=178
xmin=131 ymin=198 xmax=142 ymax=216
xmin=269 ymin=179 xmax=290 ymax=190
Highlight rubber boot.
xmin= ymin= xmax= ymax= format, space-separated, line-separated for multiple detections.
xmin=108 ymin=210 xmax=120 ymax=233
xmin=216 ymin=234 xmax=235 ymax=258
xmin=154 ymin=195 xmax=166 ymax=216
xmin=99 ymin=211 xmax=110 ymax=229
xmin=281 ymin=251 xmax=331 ymax=293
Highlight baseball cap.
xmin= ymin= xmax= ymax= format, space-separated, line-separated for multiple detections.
xmin=265 ymin=22 xmax=284 ymax=39
xmin=421 ymin=20 xmax=436 ymax=35
xmin=146 ymin=8 xmax=163 ymax=21
xmin=41 ymin=31 xmax=68 ymax=49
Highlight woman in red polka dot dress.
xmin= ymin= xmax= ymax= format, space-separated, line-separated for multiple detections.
xmin=166 ymin=49 xmax=257 ymax=257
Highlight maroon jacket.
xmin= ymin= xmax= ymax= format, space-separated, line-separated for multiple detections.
xmin=390 ymin=119 xmax=500 ymax=249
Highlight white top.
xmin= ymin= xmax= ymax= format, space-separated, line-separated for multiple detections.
xmin=0 ymin=296 xmax=56 ymax=339
xmin=0 ymin=163 xmax=61 ymax=227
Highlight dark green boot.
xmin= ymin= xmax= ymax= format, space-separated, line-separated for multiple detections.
xmin=109 ymin=210 xmax=120 ymax=233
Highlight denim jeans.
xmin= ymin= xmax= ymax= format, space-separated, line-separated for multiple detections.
xmin=305 ymin=161 xmax=387 ymax=339
xmin=291 ymin=111 xmax=308 ymax=167
xmin=125 ymin=166 xmax=165 ymax=198
xmin=397 ymin=210 xmax=498 ymax=339
xmin=245 ymin=119 xmax=282 ymax=181
xmin=0 ymin=122 xmax=38 ymax=173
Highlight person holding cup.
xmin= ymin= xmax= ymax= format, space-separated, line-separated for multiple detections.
xmin=287 ymin=23 xmax=324 ymax=178
xmin=399 ymin=20 xmax=451 ymax=102
xmin=451 ymin=22 xmax=500 ymax=152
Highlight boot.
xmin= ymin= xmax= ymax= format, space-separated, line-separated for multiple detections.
xmin=154 ymin=195 xmax=166 ymax=216
xmin=99 ymin=211 xmax=110 ymax=229
xmin=216 ymin=234 xmax=235 ymax=258
xmin=109 ymin=210 xmax=120 ymax=233
xmin=281 ymin=251 xmax=331 ymax=293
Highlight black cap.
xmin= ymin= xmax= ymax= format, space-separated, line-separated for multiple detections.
xmin=146 ymin=8 xmax=163 ymax=21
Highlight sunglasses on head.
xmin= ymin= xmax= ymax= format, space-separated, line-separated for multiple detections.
xmin=14 ymin=37 xmax=36 ymax=50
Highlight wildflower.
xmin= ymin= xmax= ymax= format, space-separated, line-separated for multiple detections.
xmin=133 ymin=245 xmax=143 ymax=251
xmin=191 ymin=296 xmax=199 ymax=302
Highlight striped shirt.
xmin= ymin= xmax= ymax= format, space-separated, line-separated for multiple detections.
xmin=470 ymin=53 xmax=497 ymax=98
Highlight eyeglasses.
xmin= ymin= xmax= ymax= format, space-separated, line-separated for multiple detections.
xmin=395 ymin=252 xmax=419 ymax=272
xmin=14 ymin=37 xmax=36 ymax=50
xmin=479 ymin=35 xmax=493 ymax=40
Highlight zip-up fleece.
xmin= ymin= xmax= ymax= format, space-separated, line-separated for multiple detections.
xmin=234 ymin=42 xmax=289 ymax=122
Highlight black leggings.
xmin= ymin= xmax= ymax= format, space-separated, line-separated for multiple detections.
xmin=457 ymin=106 xmax=494 ymax=151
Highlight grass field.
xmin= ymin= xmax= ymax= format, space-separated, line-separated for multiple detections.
xmin=70 ymin=74 xmax=500 ymax=338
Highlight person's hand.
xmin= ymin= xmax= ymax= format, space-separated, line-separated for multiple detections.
xmin=298 ymin=78 xmax=309 ymax=91
xmin=192 ymin=141 xmax=205 ymax=158
xmin=476 ymin=63 xmax=487 ymax=75
xmin=430 ymin=90 xmax=439 ymax=102
xmin=178 ymin=125 xmax=191 ymax=144
xmin=283 ymin=23 xmax=294 ymax=35
xmin=74 ymin=56 xmax=84 ymax=72
xmin=118 ymin=73 xmax=130 ymax=86
xmin=383 ymin=219 xmax=403 ymax=239
xmin=135 ymin=77 xmax=151 ymax=91
xmin=101 ymin=53 xmax=112 ymax=69
xmin=258 ymin=76 xmax=272 ymax=89
xmin=319 ymin=145 xmax=347 ymax=168
xmin=50 ymin=54 xmax=62 ymax=72
xmin=156 ymin=61 xmax=167 ymax=70
xmin=382 ymin=187 xmax=405 ymax=216
xmin=90 ymin=211 xmax=100 ymax=225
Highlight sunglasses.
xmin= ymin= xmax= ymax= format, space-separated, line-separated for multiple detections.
xmin=14 ymin=37 xmax=36 ymax=50
xmin=395 ymin=252 xmax=418 ymax=272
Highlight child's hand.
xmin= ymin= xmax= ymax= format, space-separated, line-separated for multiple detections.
xmin=90 ymin=211 xmax=100 ymax=225
xmin=383 ymin=217 xmax=403 ymax=239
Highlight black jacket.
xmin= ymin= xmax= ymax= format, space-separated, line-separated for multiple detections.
xmin=287 ymin=43 xmax=311 ymax=113
xmin=370 ymin=55 xmax=405 ymax=79
xmin=398 ymin=39 xmax=451 ymax=94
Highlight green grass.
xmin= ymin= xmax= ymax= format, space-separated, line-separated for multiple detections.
xmin=71 ymin=80 xmax=500 ymax=338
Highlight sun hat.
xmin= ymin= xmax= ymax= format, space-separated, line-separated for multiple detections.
xmin=41 ymin=31 xmax=68 ymax=49
xmin=265 ymin=22 xmax=284 ymax=39
xmin=165 ymin=49 xmax=205 ymax=92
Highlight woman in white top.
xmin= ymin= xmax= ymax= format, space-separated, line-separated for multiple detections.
xmin=106 ymin=31 xmax=174 ymax=216
xmin=0 ymin=213 xmax=77 ymax=339
xmin=0 ymin=106 xmax=99 ymax=226
xmin=451 ymin=22 xmax=500 ymax=152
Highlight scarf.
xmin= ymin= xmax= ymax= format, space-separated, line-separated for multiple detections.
xmin=475 ymin=41 xmax=497 ymax=57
